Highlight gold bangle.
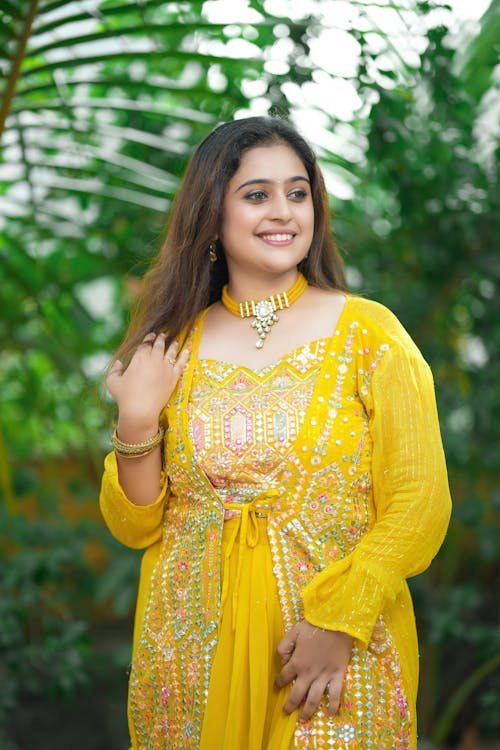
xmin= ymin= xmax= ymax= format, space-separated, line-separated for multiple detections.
xmin=114 ymin=445 xmax=157 ymax=459
xmin=111 ymin=425 xmax=165 ymax=456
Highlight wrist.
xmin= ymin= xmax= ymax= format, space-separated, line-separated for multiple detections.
xmin=116 ymin=418 xmax=161 ymax=444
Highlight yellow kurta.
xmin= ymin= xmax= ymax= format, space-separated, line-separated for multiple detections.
xmin=100 ymin=296 xmax=451 ymax=749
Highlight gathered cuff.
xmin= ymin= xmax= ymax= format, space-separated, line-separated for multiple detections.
xmin=302 ymin=554 xmax=402 ymax=648
xmin=99 ymin=451 xmax=169 ymax=549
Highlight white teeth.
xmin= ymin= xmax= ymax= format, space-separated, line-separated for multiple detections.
xmin=262 ymin=233 xmax=293 ymax=241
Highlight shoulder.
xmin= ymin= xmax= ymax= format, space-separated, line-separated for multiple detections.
xmin=344 ymin=295 xmax=422 ymax=359
xmin=341 ymin=297 xmax=437 ymax=401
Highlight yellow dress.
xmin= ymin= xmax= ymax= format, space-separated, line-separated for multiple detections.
xmin=99 ymin=296 xmax=452 ymax=750
xmin=194 ymin=343 xmax=327 ymax=750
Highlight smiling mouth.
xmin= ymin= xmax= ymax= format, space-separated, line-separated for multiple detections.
xmin=259 ymin=232 xmax=295 ymax=242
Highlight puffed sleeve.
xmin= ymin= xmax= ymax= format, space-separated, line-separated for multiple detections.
xmin=99 ymin=450 xmax=168 ymax=549
xmin=302 ymin=345 xmax=452 ymax=647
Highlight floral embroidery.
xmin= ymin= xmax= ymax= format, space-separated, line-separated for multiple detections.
xmin=291 ymin=636 xmax=411 ymax=749
xmin=128 ymin=318 xmax=412 ymax=749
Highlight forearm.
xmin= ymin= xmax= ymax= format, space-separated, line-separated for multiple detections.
xmin=115 ymin=418 xmax=163 ymax=506
xmin=100 ymin=450 xmax=167 ymax=548
xmin=105 ymin=333 xmax=188 ymax=506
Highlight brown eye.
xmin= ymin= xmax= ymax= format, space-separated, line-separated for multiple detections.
xmin=289 ymin=188 xmax=308 ymax=200
xmin=245 ymin=190 xmax=267 ymax=201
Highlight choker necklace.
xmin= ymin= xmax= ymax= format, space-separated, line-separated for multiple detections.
xmin=221 ymin=273 xmax=308 ymax=349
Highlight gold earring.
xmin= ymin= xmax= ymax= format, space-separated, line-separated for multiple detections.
xmin=209 ymin=240 xmax=217 ymax=263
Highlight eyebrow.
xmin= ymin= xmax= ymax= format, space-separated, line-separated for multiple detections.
xmin=235 ymin=175 xmax=310 ymax=192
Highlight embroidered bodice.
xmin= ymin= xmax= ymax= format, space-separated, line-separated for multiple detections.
xmin=185 ymin=340 xmax=328 ymax=511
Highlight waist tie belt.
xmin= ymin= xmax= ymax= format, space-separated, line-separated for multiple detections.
xmin=219 ymin=490 xmax=280 ymax=631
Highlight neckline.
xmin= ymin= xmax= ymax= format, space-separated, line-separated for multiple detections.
xmin=193 ymin=293 xmax=351 ymax=371
xmin=196 ymin=336 xmax=331 ymax=374
xmin=170 ymin=294 xmax=353 ymax=497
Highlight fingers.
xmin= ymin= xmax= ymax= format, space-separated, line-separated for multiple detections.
xmin=152 ymin=331 xmax=167 ymax=353
xmin=140 ymin=332 xmax=157 ymax=346
xmin=106 ymin=359 xmax=124 ymax=393
xmin=174 ymin=345 xmax=191 ymax=370
xmin=325 ymin=676 xmax=342 ymax=717
xmin=163 ymin=338 xmax=179 ymax=365
xmin=138 ymin=331 xmax=167 ymax=351
xmin=164 ymin=340 xmax=191 ymax=371
xmin=298 ymin=677 xmax=327 ymax=722
xmin=281 ymin=675 xmax=309 ymax=716
xmin=274 ymin=660 xmax=297 ymax=691
xmin=280 ymin=673 xmax=342 ymax=722
xmin=277 ymin=628 xmax=297 ymax=665
xmin=137 ymin=333 xmax=189 ymax=369
xmin=275 ymin=623 xmax=351 ymax=723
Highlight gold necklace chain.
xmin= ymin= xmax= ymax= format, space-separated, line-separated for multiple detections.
xmin=221 ymin=272 xmax=308 ymax=349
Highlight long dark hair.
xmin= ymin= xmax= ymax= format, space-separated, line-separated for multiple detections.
xmin=115 ymin=116 xmax=347 ymax=363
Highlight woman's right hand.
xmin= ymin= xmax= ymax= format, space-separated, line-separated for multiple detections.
xmin=106 ymin=332 xmax=190 ymax=430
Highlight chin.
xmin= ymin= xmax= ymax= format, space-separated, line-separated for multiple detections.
xmin=264 ymin=260 xmax=302 ymax=274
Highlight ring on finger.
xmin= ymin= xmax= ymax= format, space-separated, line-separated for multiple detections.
xmin=166 ymin=356 xmax=176 ymax=366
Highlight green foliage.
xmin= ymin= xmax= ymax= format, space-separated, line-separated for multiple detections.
xmin=336 ymin=14 xmax=500 ymax=744
xmin=0 ymin=0 xmax=498 ymax=747
xmin=0 ymin=507 xmax=91 ymax=749
xmin=0 ymin=470 xmax=140 ymax=748
xmin=0 ymin=0 xmax=319 ymax=469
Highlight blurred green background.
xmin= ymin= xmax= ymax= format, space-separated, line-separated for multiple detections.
xmin=1 ymin=1 xmax=499 ymax=748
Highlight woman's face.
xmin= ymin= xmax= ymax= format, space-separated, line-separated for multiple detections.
xmin=219 ymin=142 xmax=314 ymax=280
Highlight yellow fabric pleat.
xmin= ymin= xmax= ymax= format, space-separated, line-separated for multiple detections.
xmin=200 ymin=516 xmax=297 ymax=750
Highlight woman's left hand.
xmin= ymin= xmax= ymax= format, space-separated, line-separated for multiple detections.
xmin=274 ymin=620 xmax=353 ymax=722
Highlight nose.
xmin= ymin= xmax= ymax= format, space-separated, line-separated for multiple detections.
xmin=270 ymin=192 xmax=292 ymax=222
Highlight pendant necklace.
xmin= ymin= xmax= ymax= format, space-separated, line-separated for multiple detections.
xmin=221 ymin=272 xmax=308 ymax=349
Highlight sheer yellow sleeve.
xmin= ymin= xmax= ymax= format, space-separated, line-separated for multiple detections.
xmin=99 ymin=451 xmax=168 ymax=549
xmin=302 ymin=345 xmax=451 ymax=647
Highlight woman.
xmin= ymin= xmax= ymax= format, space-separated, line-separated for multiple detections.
xmin=100 ymin=116 xmax=451 ymax=749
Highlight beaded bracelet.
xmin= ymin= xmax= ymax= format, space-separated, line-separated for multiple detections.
xmin=111 ymin=425 xmax=165 ymax=457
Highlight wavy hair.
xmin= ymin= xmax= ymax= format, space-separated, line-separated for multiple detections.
xmin=115 ymin=116 xmax=347 ymax=363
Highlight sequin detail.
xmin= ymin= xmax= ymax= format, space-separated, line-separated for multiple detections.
xmin=188 ymin=340 xmax=327 ymax=507
xmin=292 ymin=621 xmax=411 ymax=748
xmin=128 ymin=321 xmax=414 ymax=749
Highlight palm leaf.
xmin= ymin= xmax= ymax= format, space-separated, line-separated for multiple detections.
xmin=0 ymin=0 xmax=453 ymax=461
xmin=459 ymin=0 xmax=500 ymax=101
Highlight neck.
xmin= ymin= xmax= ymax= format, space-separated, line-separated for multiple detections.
xmin=226 ymin=268 xmax=300 ymax=302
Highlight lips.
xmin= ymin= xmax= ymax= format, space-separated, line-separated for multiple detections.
xmin=258 ymin=232 xmax=296 ymax=243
